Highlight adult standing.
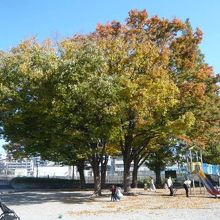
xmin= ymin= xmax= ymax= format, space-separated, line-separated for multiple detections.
xmin=167 ymin=176 xmax=174 ymax=196
xmin=183 ymin=178 xmax=191 ymax=197
xmin=150 ymin=177 xmax=156 ymax=192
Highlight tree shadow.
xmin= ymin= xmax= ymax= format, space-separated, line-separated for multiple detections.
xmin=0 ymin=190 xmax=111 ymax=206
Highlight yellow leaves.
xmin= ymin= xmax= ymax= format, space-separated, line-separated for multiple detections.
xmin=142 ymin=79 xmax=179 ymax=111
xmin=183 ymin=112 xmax=196 ymax=127
xmin=166 ymin=112 xmax=196 ymax=135
xmin=106 ymin=144 xmax=121 ymax=156
xmin=19 ymin=63 xmax=28 ymax=73
xmin=61 ymin=38 xmax=81 ymax=59
xmin=0 ymin=82 xmax=13 ymax=97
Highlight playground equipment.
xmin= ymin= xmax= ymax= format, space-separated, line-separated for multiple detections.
xmin=192 ymin=162 xmax=220 ymax=198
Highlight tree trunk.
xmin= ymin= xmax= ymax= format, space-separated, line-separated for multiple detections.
xmin=122 ymin=143 xmax=133 ymax=193
xmin=123 ymin=158 xmax=131 ymax=193
xmin=132 ymin=157 xmax=139 ymax=188
xmin=91 ymin=156 xmax=101 ymax=196
xmin=101 ymin=155 xmax=108 ymax=189
xmin=93 ymin=163 xmax=101 ymax=196
xmin=77 ymin=161 xmax=85 ymax=189
xmin=155 ymin=164 xmax=162 ymax=187
xmin=122 ymin=111 xmax=136 ymax=193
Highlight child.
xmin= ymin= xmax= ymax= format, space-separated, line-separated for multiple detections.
xmin=111 ymin=185 xmax=117 ymax=201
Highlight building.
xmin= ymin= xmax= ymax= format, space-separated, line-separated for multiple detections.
xmin=0 ymin=155 xmax=153 ymax=182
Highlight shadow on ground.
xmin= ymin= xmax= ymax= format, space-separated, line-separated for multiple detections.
xmin=0 ymin=190 xmax=110 ymax=206
xmin=0 ymin=188 xmax=214 ymax=207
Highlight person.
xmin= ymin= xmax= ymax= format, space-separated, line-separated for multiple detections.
xmin=150 ymin=177 xmax=156 ymax=192
xmin=183 ymin=178 xmax=191 ymax=197
xmin=167 ymin=176 xmax=174 ymax=196
xmin=111 ymin=185 xmax=117 ymax=201
xmin=116 ymin=186 xmax=123 ymax=200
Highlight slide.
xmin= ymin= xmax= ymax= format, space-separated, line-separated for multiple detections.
xmin=196 ymin=169 xmax=220 ymax=197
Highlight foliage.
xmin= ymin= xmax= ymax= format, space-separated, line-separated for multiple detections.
xmin=142 ymin=177 xmax=151 ymax=187
xmin=0 ymin=9 xmax=219 ymax=193
xmin=203 ymin=145 xmax=220 ymax=164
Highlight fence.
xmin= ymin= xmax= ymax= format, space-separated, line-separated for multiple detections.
xmin=84 ymin=175 xmax=159 ymax=184
xmin=0 ymin=176 xmax=12 ymax=185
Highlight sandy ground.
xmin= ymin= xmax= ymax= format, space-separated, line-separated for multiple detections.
xmin=1 ymin=188 xmax=220 ymax=220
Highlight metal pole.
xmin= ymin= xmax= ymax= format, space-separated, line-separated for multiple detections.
xmin=200 ymin=151 xmax=203 ymax=164
xmin=199 ymin=178 xmax=202 ymax=194
xmin=190 ymin=180 xmax=192 ymax=195
xmin=189 ymin=149 xmax=193 ymax=173
xmin=193 ymin=179 xmax=195 ymax=195
xmin=196 ymin=151 xmax=199 ymax=162
xmin=190 ymin=149 xmax=193 ymax=163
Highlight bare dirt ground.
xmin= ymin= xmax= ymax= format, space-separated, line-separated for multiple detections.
xmin=1 ymin=188 xmax=220 ymax=220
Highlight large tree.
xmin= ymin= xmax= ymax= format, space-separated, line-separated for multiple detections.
xmin=52 ymin=40 xmax=121 ymax=195
xmin=1 ymin=10 xmax=219 ymax=196
xmin=0 ymin=39 xmax=59 ymax=155
xmin=92 ymin=10 xmax=202 ymax=192
xmin=0 ymin=38 xmax=121 ymax=195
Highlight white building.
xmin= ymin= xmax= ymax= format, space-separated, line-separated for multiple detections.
xmin=0 ymin=155 xmax=152 ymax=180
xmin=0 ymin=159 xmax=34 ymax=176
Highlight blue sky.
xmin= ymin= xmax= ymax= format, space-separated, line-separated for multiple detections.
xmin=0 ymin=0 xmax=220 ymax=152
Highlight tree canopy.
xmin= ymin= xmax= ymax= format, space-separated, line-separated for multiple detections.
xmin=0 ymin=10 xmax=219 ymax=194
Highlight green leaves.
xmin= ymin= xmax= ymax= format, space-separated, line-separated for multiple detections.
xmin=0 ymin=39 xmax=58 ymax=156
xmin=0 ymin=9 xmax=219 ymax=169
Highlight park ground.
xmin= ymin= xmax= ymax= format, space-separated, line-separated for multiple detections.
xmin=1 ymin=188 xmax=220 ymax=220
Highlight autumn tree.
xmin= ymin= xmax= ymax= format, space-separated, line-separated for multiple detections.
xmin=53 ymin=39 xmax=121 ymax=195
xmin=0 ymin=37 xmax=121 ymax=195
xmin=1 ymin=10 xmax=219 ymax=196
xmin=93 ymin=10 xmax=203 ymax=192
